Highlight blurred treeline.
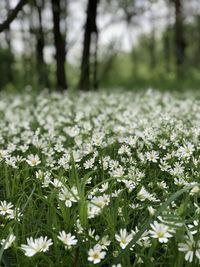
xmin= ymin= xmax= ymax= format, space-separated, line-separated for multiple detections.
xmin=0 ymin=0 xmax=200 ymax=92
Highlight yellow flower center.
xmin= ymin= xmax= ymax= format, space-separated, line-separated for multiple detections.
xmin=93 ymin=253 xmax=99 ymax=259
xmin=157 ymin=232 xmax=164 ymax=238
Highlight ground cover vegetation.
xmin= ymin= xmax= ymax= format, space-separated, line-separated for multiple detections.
xmin=0 ymin=90 xmax=200 ymax=266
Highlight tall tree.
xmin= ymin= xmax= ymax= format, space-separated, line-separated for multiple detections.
xmin=163 ymin=26 xmax=172 ymax=73
xmin=51 ymin=0 xmax=67 ymax=90
xmin=79 ymin=0 xmax=99 ymax=90
xmin=171 ymin=0 xmax=186 ymax=76
xmin=4 ymin=0 xmax=11 ymax=49
xmin=195 ymin=15 xmax=200 ymax=68
xmin=149 ymin=27 xmax=156 ymax=70
xmin=34 ymin=0 xmax=49 ymax=87
xmin=0 ymin=0 xmax=27 ymax=33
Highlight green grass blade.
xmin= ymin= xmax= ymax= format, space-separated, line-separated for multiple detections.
xmin=112 ymin=185 xmax=194 ymax=265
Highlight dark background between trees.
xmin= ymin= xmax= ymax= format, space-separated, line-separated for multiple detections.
xmin=0 ymin=0 xmax=200 ymax=92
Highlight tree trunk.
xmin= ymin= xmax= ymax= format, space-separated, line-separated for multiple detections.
xmin=79 ymin=0 xmax=99 ymax=90
xmin=35 ymin=0 xmax=49 ymax=87
xmin=195 ymin=15 xmax=200 ymax=68
xmin=92 ymin=32 xmax=98 ymax=89
xmin=0 ymin=0 xmax=27 ymax=33
xmin=173 ymin=0 xmax=186 ymax=77
xmin=149 ymin=28 xmax=156 ymax=70
xmin=5 ymin=0 xmax=11 ymax=49
xmin=163 ymin=26 xmax=171 ymax=73
xmin=51 ymin=0 xmax=67 ymax=90
xmin=60 ymin=0 xmax=68 ymax=54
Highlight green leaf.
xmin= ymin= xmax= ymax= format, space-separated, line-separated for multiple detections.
xmin=79 ymin=200 xmax=88 ymax=229
xmin=112 ymin=185 xmax=194 ymax=265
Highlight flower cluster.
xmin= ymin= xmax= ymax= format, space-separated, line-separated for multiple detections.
xmin=1 ymin=90 xmax=200 ymax=266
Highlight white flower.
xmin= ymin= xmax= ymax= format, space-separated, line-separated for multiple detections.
xmin=188 ymin=220 xmax=199 ymax=235
xmin=194 ymin=203 xmax=200 ymax=214
xmin=137 ymin=187 xmax=158 ymax=202
xmin=92 ymin=194 xmax=110 ymax=209
xmin=115 ymin=229 xmax=133 ymax=249
xmin=99 ymin=182 xmax=109 ymax=193
xmin=88 ymin=203 xmax=101 ymax=218
xmin=88 ymin=244 xmax=106 ymax=264
xmin=88 ymin=228 xmax=96 ymax=239
xmin=0 ymin=201 xmax=13 ymax=216
xmin=50 ymin=178 xmax=62 ymax=188
xmin=21 ymin=236 xmax=53 ymax=257
xmin=118 ymin=145 xmax=131 ymax=156
xmin=149 ymin=221 xmax=173 ymax=243
xmin=6 ymin=207 xmax=22 ymax=221
xmin=159 ymin=139 xmax=169 ymax=149
xmin=58 ymin=186 xmax=78 ymax=207
xmin=84 ymin=158 xmax=95 ymax=169
xmin=146 ymin=151 xmax=159 ymax=163
xmin=170 ymin=162 xmax=184 ymax=176
xmin=57 ymin=231 xmax=77 ymax=249
xmin=112 ymin=166 xmax=124 ymax=177
xmin=132 ymin=227 xmax=150 ymax=248
xmin=178 ymin=233 xmax=196 ymax=262
xmin=147 ymin=206 xmax=155 ymax=216
xmin=26 ymin=154 xmax=41 ymax=166
xmin=137 ymin=187 xmax=150 ymax=201
xmin=178 ymin=143 xmax=195 ymax=159
xmin=76 ymin=219 xmax=84 ymax=234
xmin=36 ymin=170 xmax=44 ymax=180
xmin=92 ymin=133 xmax=104 ymax=146
xmin=190 ymin=186 xmax=199 ymax=195
xmin=0 ymin=149 xmax=8 ymax=160
xmin=1 ymin=234 xmax=16 ymax=249
xmin=98 ymin=235 xmax=111 ymax=250
xmin=88 ymin=194 xmax=110 ymax=218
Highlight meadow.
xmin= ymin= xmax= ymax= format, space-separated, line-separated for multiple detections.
xmin=0 ymin=89 xmax=200 ymax=267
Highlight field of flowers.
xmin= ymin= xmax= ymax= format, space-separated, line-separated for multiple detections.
xmin=0 ymin=89 xmax=200 ymax=267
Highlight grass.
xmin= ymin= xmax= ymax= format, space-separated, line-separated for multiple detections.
xmin=0 ymin=89 xmax=200 ymax=266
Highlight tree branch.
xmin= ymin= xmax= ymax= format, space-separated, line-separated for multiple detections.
xmin=0 ymin=0 xmax=27 ymax=33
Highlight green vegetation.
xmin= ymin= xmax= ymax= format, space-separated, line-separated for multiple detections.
xmin=1 ymin=90 xmax=200 ymax=266
xmin=1 ymin=0 xmax=200 ymax=266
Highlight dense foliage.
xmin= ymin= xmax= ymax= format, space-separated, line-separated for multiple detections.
xmin=0 ymin=90 xmax=200 ymax=266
